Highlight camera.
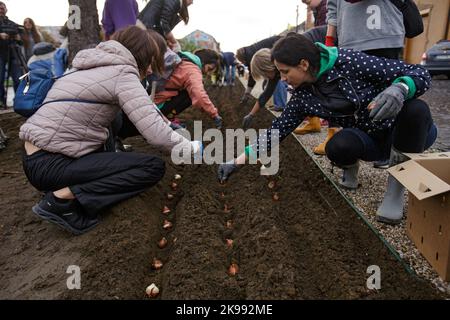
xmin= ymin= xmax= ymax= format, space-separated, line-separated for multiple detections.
xmin=0 ymin=23 xmax=24 ymax=37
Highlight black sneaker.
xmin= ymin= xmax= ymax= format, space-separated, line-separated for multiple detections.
xmin=32 ymin=193 xmax=98 ymax=235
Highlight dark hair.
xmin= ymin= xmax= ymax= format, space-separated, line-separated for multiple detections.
xmin=59 ymin=22 xmax=68 ymax=38
xmin=271 ymin=33 xmax=321 ymax=75
xmin=112 ymin=26 xmax=165 ymax=77
xmin=194 ymin=49 xmax=220 ymax=67
xmin=0 ymin=2 xmax=5 ymax=7
xmin=146 ymin=29 xmax=168 ymax=76
xmin=236 ymin=47 xmax=246 ymax=65
xmin=179 ymin=0 xmax=190 ymax=25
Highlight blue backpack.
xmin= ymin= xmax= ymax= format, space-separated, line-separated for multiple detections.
xmin=14 ymin=49 xmax=102 ymax=118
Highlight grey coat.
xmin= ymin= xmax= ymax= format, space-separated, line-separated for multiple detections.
xmin=327 ymin=0 xmax=405 ymax=51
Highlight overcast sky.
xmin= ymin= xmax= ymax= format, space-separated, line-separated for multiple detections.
xmin=4 ymin=0 xmax=307 ymax=52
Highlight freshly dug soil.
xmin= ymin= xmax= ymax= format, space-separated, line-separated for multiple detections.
xmin=0 ymin=83 xmax=442 ymax=299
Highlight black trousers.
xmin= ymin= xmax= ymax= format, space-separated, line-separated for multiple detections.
xmin=325 ymin=99 xmax=436 ymax=166
xmin=363 ymin=47 xmax=401 ymax=60
xmin=22 ymin=149 xmax=165 ymax=215
xmin=159 ymin=90 xmax=192 ymax=119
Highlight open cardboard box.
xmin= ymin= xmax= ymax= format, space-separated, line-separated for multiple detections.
xmin=388 ymin=152 xmax=450 ymax=281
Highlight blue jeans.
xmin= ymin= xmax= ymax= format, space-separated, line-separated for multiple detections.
xmin=0 ymin=54 xmax=22 ymax=104
xmin=225 ymin=65 xmax=235 ymax=85
xmin=273 ymin=80 xmax=288 ymax=109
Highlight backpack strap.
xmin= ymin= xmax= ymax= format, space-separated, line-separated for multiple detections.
xmin=39 ymin=98 xmax=106 ymax=109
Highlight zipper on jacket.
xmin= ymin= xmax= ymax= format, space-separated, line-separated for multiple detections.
xmin=325 ymin=74 xmax=361 ymax=121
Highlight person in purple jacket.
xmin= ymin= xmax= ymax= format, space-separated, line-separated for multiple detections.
xmin=102 ymin=0 xmax=139 ymax=40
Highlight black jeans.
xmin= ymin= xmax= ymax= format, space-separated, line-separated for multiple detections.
xmin=325 ymin=99 xmax=437 ymax=166
xmin=22 ymin=149 xmax=165 ymax=215
xmin=159 ymin=90 xmax=192 ymax=119
xmin=363 ymin=47 xmax=401 ymax=60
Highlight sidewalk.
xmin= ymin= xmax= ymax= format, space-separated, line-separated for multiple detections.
xmin=238 ymin=75 xmax=450 ymax=295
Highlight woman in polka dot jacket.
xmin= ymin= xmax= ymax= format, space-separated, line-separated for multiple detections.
xmin=218 ymin=33 xmax=437 ymax=225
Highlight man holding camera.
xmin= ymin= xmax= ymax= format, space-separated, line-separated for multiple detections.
xmin=0 ymin=1 xmax=23 ymax=109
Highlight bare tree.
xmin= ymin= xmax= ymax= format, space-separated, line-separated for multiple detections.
xmin=67 ymin=0 xmax=101 ymax=63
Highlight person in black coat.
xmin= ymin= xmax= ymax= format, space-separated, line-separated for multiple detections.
xmin=236 ymin=35 xmax=281 ymax=105
xmin=219 ymin=33 xmax=437 ymax=226
xmin=238 ymin=26 xmax=328 ymax=130
xmin=138 ymin=0 xmax=193 ymax=50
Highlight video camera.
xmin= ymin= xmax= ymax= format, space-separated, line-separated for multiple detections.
xmin=0 ymin=23 xmax=24 ymax=38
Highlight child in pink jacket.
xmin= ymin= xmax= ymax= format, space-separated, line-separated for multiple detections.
xmin=152 ymin=48 xmax=223 ymax=129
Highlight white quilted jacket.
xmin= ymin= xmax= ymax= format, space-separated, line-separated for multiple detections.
xmin=20 ymin=40 xmax=190 ymax=158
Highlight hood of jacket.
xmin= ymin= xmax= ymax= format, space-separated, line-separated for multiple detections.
xmin=315 ymin=42 xmax=338 ymax=79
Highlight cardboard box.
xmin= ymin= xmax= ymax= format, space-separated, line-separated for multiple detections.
xmin=388 ymin=152 xmax=450 ymax=281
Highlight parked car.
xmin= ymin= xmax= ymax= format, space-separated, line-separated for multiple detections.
xmin=421 ymin=39 xmax=450 ymax=79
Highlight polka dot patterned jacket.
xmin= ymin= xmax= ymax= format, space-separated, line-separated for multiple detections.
xmin=249 ymin=44 xmax=431 ymax=158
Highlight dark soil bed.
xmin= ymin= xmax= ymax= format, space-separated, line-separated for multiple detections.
xmin=0 ymin=83 xmax=442 ymax=299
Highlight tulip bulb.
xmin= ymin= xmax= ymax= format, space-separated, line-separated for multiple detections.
xmin=162 ymin=206 xmax=171 ymax=214
xmin=272 ymin=193 xmax=280 ymax=201
xmin=174 ymin=174 xmax=182 ymax=180
xmin=167 ymin=193 xmax=174 ymax=200
xmin=145 ymin=283 xmax=159 ymax=298
xmin=226 ymin=239 xmax=233 ymax=248
xmin=228 ymin=263 xmax=239 ymax=276
xmin=152 ymin=258 xmax=163 ymax=270
xmin=226 ymin=220 xmax=233 ymax=229
xmin=171 ymin=182 xmax=178 ymax=190
xmin=268 ymin=181 xmax=276 ymax=189
xmin=158 ymin=237 xmax=168 ymax=249
xmin=163 ymin=220 xmax=173 ymax=230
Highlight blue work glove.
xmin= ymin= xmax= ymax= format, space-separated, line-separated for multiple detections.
xmin=369 ymin=83 xmax=408 ymax=121
xmin=242 ymin=113 xmax=254 ymax=130
xmin=214 ymin=115 xmax=223 ymax=129
xmin=218 ymin=159 xmax=238 ymax=183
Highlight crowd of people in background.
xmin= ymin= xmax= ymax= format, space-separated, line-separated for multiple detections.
xmin=0 ymin=0 xmax=437 ymax=235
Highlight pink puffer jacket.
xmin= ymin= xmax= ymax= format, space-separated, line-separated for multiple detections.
xmin=20 ymin=40 xmax=191 ymax=158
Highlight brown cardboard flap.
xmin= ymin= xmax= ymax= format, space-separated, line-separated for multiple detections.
xmin=388 ymin=160 xmax=450 ymax=200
